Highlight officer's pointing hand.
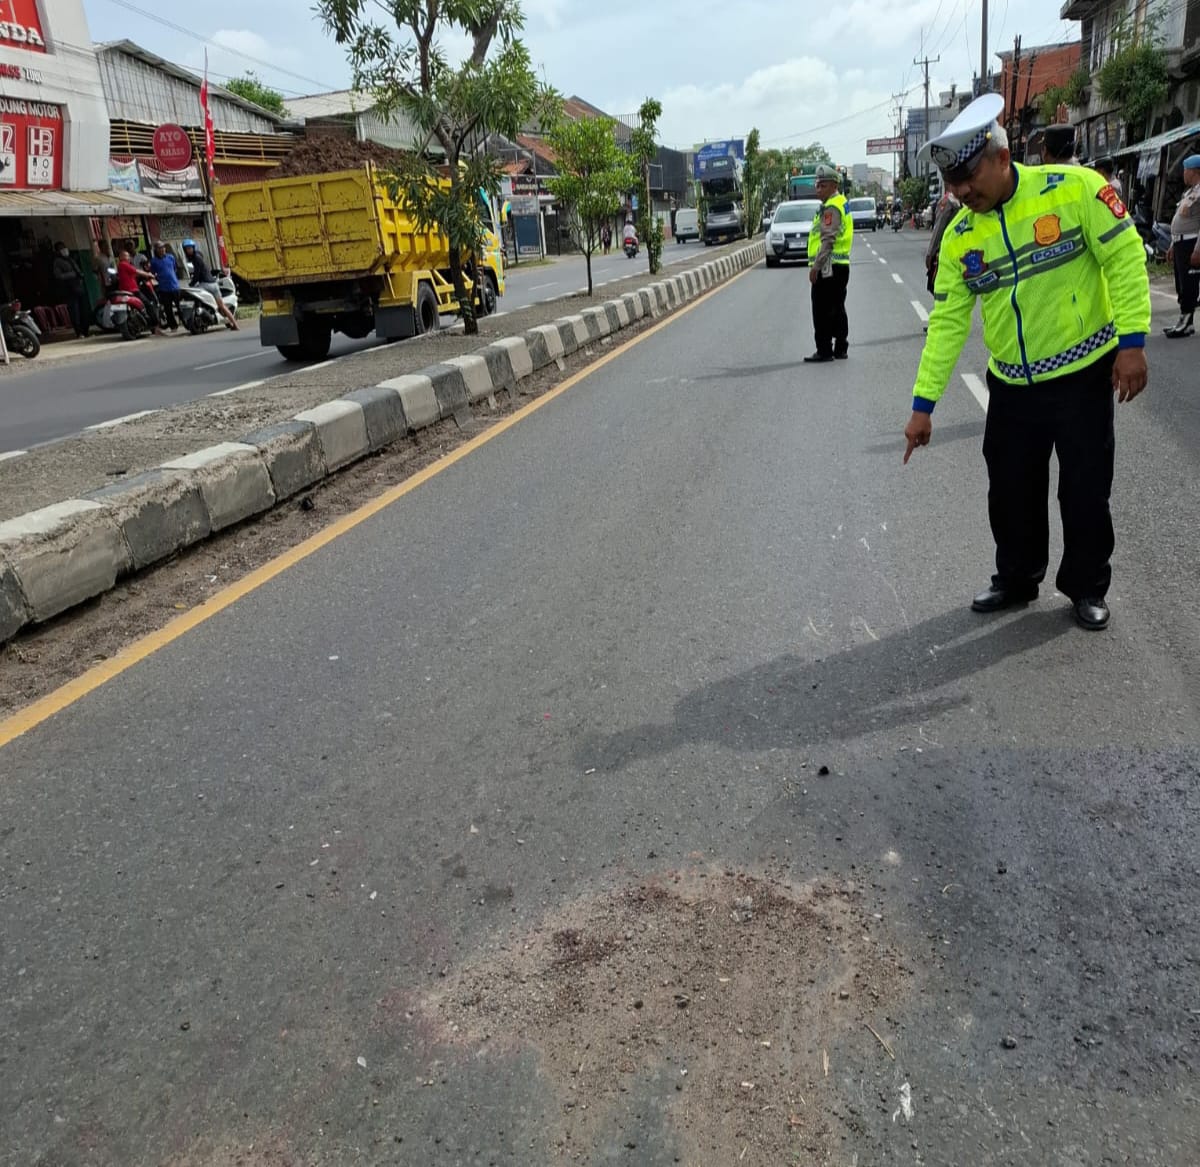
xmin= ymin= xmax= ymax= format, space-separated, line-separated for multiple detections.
xmin=1112 ymin=349 xmax=1148 ymax=403
xmin=903 ymin=412 xmax=932 ymax=464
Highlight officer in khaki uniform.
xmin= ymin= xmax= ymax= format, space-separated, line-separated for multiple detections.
xmin=1164 ymin=152 xmax=1200 ymax=338
xmin=804 ymin=163 xmax=854 ymax=363
xmin=902 ymin=94 xmax=1151 ymax=631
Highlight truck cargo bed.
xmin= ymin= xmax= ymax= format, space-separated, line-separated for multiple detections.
xmin=216 ymin=166 xmax=453 ymax=287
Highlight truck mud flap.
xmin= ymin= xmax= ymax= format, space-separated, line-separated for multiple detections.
xmin=260 ymin=314 xmax=300 ymax=347
xmin=377 ymin=304 xmax=417 ymax=341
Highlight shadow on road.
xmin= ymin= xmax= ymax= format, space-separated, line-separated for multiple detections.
xmin=863 ymin=419 xmax=985 ymax=457
xmin=576 ymin=607 xmax=1072 ymax=771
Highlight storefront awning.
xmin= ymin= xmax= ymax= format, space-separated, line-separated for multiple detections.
xmin=0 ymin=188 xmax=210 ymax=218
xmin=1112 ymin=119 xmax=1200 ymax=179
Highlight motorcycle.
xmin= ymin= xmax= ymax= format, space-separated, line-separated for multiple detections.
xmin=93 ymin=268 xmax=154 ymax=341
xmin=623 ymin=237 xmax=639 ymax=258
xmin=891 ymin=211 xmax=903 ymax=232
xmin=1132 ymin=209 xmax=1171 ymax=264
xmin=178 ymin=284 xmax=223 ymax=334
xmin=1 ymin=299 xmax=40 ymax=358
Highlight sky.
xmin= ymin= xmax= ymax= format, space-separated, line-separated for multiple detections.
xmin=81 ymin=0 xmax=1081 ymax=167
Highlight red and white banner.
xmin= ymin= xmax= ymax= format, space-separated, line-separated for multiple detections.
xmin=0 ymin=0 xmax=47 ymax=53
xmin=866 ymin=136 xmax=905 ymax=156
xmin=199 ymin=52 xmax=227 ymax=265
xmin=0 ymin=99 xmax=63 ymax=188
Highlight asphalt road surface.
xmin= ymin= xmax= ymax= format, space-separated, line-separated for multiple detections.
xmin=0 ymin=242 xmax=708 ymax=453
xmin=3 ymin=230 xmax=1199 ymax=1165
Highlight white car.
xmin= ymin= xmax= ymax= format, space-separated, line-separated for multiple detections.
xmin=764 ymin=200 xmax=822 ymax=267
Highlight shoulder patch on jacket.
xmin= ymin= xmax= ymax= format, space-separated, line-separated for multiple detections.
xmin=1096 ymin=184 xmax=1127 ymax=219
xmin=953 ymin=217 xmax=973 ymax=236
xmin=822 ymin=210 xmax=835 ymax=228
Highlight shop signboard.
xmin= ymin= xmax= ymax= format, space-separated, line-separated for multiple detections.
xmin=0 ymin=0 xmax=47 ymax=53
xmin=138 ymin=160 xmax=205 ymax=200
xmin=153 ymin=123 xmax=193 ymax=171
xmin=510 ymin=174 xmax=540 ymax=197
xmin=866 ymin=136 xmax=905 ymax=155
xmin=0 ymin=99 xmax=62 ymax=188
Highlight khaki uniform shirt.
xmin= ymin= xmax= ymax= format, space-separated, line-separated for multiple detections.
xmin=1170 ymin=184 xmax=1200 ymax=240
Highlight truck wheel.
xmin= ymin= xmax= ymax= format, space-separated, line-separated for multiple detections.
xmin=477 ymin=273 xmax=498 ymax=317
xmin=279 ymin=322 xmax=332 ymax=361
xmin=416 ymin=283 xmax=440 ymax=334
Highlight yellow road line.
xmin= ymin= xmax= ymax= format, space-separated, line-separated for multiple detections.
xmin=0 ymin=265 xmax=754 ymax=751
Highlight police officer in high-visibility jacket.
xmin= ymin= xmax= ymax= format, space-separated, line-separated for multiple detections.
xmin=902 ymin=93 xmax=1151 ymax=632
xmin=804 ymin=163 xmax=854 ymax=363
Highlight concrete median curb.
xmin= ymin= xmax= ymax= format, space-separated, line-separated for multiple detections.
xmin=0 ymin=240 xmax=764 ymax=644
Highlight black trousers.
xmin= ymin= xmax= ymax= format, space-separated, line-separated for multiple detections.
xmin=157 ymin=288 xmax=180 ymax=329
xmin=1172 ymin=236 xmax=1199 ymax=315
xmin=811 ymin=264 xmax=849 ymax=355
xmin=63 ymin=288 xmax=91 ymax=338
xmin=983 ymin=351 xmax=1116 ymax=602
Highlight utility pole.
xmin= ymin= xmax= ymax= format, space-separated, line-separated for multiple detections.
xmin=1008 ymin=35 xmax=1022 ymax=144
xmin=914 ymin=50 xmax=940 ymax=179
xmin=980 ymin=0 xmax=989 ymax=94
xmin=892 ymin=93 xmax=906 ymax=187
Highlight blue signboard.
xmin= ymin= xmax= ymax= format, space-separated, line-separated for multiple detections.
xmin=693 ymin=139 xmax=744 ymax=180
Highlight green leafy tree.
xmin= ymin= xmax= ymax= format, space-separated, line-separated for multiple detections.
xmin=317 ymin=0 xmax=558 ymax=334
xmin=630 ymin=97 xmax=665 ymax=275
xmin=544 ymin=116 xmax=634 ymax=296
xmin=742 ymin=128 xmax=762 ymax=237
xmin=899 ymin=176 xmax=928 ymax=215
xmin=224 ymin=73 xmax=288 ymax=116
xmin=1095 ymin=14 xmax=1168 ymax=141
xmin=1038 ymin=67 xmax=1090 ymax=124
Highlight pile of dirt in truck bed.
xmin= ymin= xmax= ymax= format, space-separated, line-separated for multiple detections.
xmin=268 ymin=134 xmax=409 ymax=178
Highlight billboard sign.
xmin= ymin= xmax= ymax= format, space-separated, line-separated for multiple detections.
xmin=693 ymin=138 xmax=744 ymax=179
xmin=0 ymin=99 xmax=62 ymax=188
xmin=153 ymin=123 xmax=193 ymax=171
xmin=866 ymin=136 xmax=905 ymax=155
xmin=0 ymin=0 xmax=47 ymax=53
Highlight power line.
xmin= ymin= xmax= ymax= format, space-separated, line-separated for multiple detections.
xmin=759 ymin=86 xmax=923 ymax=147
xmin=98 ymin=0 xmax=340 ymax=92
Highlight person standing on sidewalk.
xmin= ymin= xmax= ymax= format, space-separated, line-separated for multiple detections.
xmin=804 ymin=163 xmax=854 ymax=363
xmin=52 ymin=243 xmax=91 ymax=339
xmin=902 ymin=93 xmax=1151 ymax=632
xmin=1164 ymin=153 xmax=1200 ymax=339
xmin=149 ymin=242 xmax=181 ymax=331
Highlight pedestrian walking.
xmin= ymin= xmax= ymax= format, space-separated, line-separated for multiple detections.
xmin=1163 ymin=153 xmax=1200 ymax=339
xmin=803 ymin=163 xmax=854 ymax=363
xmin=601 ymin=222 xmax=612 ymax=255
xmin=51 ymin=242 xmax=92 ymax=339
xmin=903 ymin=93 xmax=1151 ymax=632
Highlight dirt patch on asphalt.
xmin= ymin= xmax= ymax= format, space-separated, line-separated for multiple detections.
xmin=415 ymin=868 xmax=910 ymax=1164
xmin=0 ymin=326 xmax=646 ymax=719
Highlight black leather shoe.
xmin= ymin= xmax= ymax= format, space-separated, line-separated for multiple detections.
xmin=804 ymin=352 xmax=834 ymax=363
xmin=833 ymin=349 xmax=848 ymax=360
xmin=1072 ymin=597 xmax=1110 ymax=630
xmin=971 ymin=584 xmax=1037 ymax=613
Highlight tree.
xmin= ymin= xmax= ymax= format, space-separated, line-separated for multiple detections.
xmin=630 ymin=98 xmax=665 ymax=275
xmin=742 ymin=128 xmax=762 ymax=237
xmin=318 ymin=0 xmax=558 ymax=335
xmin=899 ymin=176 xmax=928 ymax=214
xmin=1095 ymin=14 xmax=1168 ymax=142
xmin=544 ymin=117 xmax=634 ymax=296
xmin=224 ymin=73 xmax=288 ymax=117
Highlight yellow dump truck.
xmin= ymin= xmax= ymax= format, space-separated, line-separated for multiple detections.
xmin=215 ymin=166 xmax=506 ymax=360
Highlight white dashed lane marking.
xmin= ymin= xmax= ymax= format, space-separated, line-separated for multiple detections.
xmin=909 ymin=300 xmax=929 ymax=322
xmin=962 ymin=373 xmax=989 ymax=411
xmin=892 ymin=272 xmax=904 ymax=284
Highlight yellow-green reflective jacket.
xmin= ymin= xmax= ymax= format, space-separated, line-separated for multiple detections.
xmin=913 ymin=163 xmax=1150 ymax=412
xmin=808 ymin=193 xmax=854 ymax=267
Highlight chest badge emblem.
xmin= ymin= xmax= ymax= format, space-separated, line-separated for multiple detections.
xmin=1033 ymin=214 xmax=1062 ymax=245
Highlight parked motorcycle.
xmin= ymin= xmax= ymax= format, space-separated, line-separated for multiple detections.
xmin=1132 ymin=209 xmax=1171 ymax=264
xmin=93 ymin=268 xmax=154 ymax=341
xmin=1 ymin=299 xmax=40 ymax=358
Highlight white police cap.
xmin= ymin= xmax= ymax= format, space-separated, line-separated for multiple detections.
xmin=917 ymin=93 xmax=1005 ymax=172
xmin=813 ymin=162 xmax=838 ymax=181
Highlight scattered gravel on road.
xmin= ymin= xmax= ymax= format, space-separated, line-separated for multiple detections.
xmin=416 ymin=868 xmax=911 ymax=1163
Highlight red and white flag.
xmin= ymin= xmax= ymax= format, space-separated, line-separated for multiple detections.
xmin=199 ymin=50 xmax=227 ymax=265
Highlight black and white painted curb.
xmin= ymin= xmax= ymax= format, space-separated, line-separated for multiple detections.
xmin=0 ymin=242 xmax=764 ymax=644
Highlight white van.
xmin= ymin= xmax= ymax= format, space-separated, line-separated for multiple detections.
xmin=674 ymin=207 xmax=699 ymax=243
